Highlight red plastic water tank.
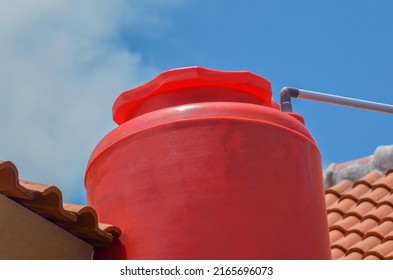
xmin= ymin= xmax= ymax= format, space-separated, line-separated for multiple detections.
xmin=85 ymin=66 xmax=331 ymax=259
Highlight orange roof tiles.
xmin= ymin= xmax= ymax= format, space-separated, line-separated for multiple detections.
xmin=0 ymin=160 xmax=121 ymax=248
xmin=326 ymin=168 xmax=393 ymax=259
xmin=3 ymin=154 xmax=393 ymax=259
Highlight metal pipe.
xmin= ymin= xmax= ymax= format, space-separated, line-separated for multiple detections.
xmin=279 ymin=87 xmax=393 ymax=114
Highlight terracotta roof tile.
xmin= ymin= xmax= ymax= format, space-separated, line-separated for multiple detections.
xmin=0 ymin=160 xmax=121 ymax=248
xmin=365 ymin=220 xmax=393 ymax=240
xmin=0 ymin=161 xmax=34 ymax=200
xmin=326 ymin=180 xmax=353 ymax=197
xmin=358 ymin=186 xmax=390 ymax=204
xmin=354 ymin=171 xmax=384 ymax=188
xmin=377 ymin=193 xmax=393 ymax=208
xmin=345 ymin=201 xmax=375 ymax=217
xmin=372 ymin=172 xmax=393 ymax=190
xmin=332 ymin=232 xmax=363 ymax=252
xmin=328 ymin=211 xmax=343 ymax=225
xmin=363 ymin=204 xmax=393 ymax=222
xmin=331 ymin=248 xmax=346 ymax=259
xmin=341 ymin=183 xmax=370 ymax=201
xmin=18 ymin=180 xmax=76 ymax=222
xmin=349 ymin=235 xmax=381 ymax=254
xmin=330 ymin=215 xmax=360 ymax=233
xmin=329 ymin=229 xmax=345 ymax=244
xmin=325 ymin=193 xmax=339 ymax=208
xmin=328 ymin=197 xmax=357 ymax=214
xmin=362 ymin=254 xmax=382 ymax=260
xmin=346 ymin=218 xmax=378 ymax=236
xmin=323 ymin=145 xmax=393 ymax=189
xmin=342 ymin=251 xmax=363 ymax=260
xmin=385 ymin=227 xmax=393 ymax=238
xmin=363 ymin=240 xmax=393 ymax=259
xmin=327 ymin=168 xmax=393 ymax=260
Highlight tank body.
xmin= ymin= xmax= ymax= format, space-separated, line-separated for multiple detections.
xmin=85 ymin=67 xmax=331 ymax=259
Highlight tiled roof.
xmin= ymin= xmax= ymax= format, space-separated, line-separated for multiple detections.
xmin=324 ymin=145 xmax=393 ymax=189
xmin=326 ymin=169 xmax=393 ymax=259
xmin=0 ymin=160 xmax=121 ymax=248
xmin=4 ymin=154 xmax=393 ymax=259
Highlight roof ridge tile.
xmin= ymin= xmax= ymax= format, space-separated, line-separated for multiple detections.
xmin=98 ymin=223 xmax=122 ymax=240
xmin=0 ymin=161 xmax=34 ymax=200
xmin=18 ymin=180 xmax=77 ymax=222
xmin=0 ymin=159 xmax=121 ymax=248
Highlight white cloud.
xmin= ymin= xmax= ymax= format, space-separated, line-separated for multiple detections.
xmin=0 ymin=0 xmax=185 ymax=203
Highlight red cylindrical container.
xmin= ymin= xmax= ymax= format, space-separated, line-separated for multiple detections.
xmin=85 ymin=66 xmax=331 ymax=259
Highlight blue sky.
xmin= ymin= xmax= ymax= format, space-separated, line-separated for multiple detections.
xmin=1 ymin=0 xmax=392 ymax=204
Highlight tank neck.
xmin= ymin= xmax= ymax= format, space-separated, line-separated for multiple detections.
xmin=112 ymin=66 xmax=274 ymax=125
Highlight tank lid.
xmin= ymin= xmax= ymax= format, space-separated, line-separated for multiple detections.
xmin=113 ymin=66 xmax=274 ymax=125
